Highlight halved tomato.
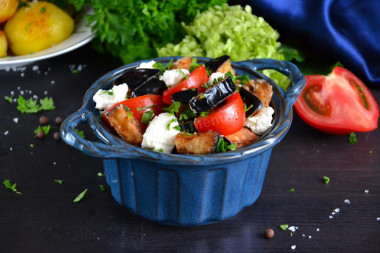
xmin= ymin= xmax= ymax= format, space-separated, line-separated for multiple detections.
xmin=194 ymin=92 xmax=246 ymax=136
xmin=102 ymin=94 xmax=164 ymax=128
xmin=294 ymin=67 xmax=379 ymax=134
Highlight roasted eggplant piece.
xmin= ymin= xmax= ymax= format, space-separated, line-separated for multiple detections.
xmin=239 ymin=87 xmax=263 ymax=118
xmin=114 ymin=68 xmax=160 ymax=90
xmin=105 ymin=105 xmax=144 ymax=146
xmin=171 ymin=89 xmax=199 ymax=103
xmin=132 ymin=73 xmax=166 ymax=97
xmin=175 ymin=131 xmax=220 ymax=154
xmin=205 ymin=55 xmax=235 ymax=75
xmin=189 ymin=76 xmax=236 ymax=114
xmin=243 ymin=79 xmax=273 ymax=107
xmin=225 ymin=127 xmax=259 ymax=149
xmin=179 ymin=121 xmax=198 ymax=133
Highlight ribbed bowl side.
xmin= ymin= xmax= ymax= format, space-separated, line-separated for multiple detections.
xmin=102 ymin=149 xmax=272 ymax=226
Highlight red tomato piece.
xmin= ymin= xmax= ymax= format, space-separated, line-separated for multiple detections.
xmin=294 ymin=67 xmax=379 ymax=134
xmin=162 ymin=65 xmax=208 ymax=105
xmin=102 ymin=95 xmax=164 ymax=128
xmin=194 ymin=92 xmax=246 ymax=136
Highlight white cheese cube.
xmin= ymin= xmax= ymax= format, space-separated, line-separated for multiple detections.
xmin=208 ymin=72 xmax=225 ymax=85
xmin=159 ymin=69 xmax=190 ymax=87
xmin=142 ymin=113 xmax=180 ymax=154
xmin=93 ymin=83 xmax=128 ymax=111
xmin=244 ymin=106 xmax=274 ymax=135
xmin=136 ymin=60 xmax=156 ymax=69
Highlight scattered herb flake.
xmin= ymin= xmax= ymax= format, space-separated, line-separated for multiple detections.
xmin=3 ymin=179 xmax=22 ymax=194
xmin=279 ymin=224 xmax=288 ymax=231
xmin=236 ymin=75 xmax=250 ymax=84
xmin=323 ymin=176 xmax=330 ymax=184
xmin=40 ymin=6 xmax=46 ymax=13
xmin=54 ymin=179 xmax=63 ymax=185
xmin=163 ymin=101 xmax=181 ymax=115
xmin=30 ymin=144 xmax=34 ymax=148
xmin=216 ymin=138 xmax=236 ymax=153
xmin=4 ymin=96 xmax=13 ymax=104
xmin=75 ymin=129 xmax=85 ymax=138
xmin=17 ymin=95 xmax=55 ymax=114
xmin=189 ymin=58 xmax=201 ymax=72
xmin=348 ymin=132 xmax=357 ymax=144
xmin=97 ymin=172 xmax=103 ymax=177
xmin=369 ymin=150 xmax=373 ymax=154
xmin=179 ymin=109 xmax=196 ymax=122
xmin=71 ymin=69 xmax=79 ymax=75
xmin=244 ymin=103 xmax=253 ymax=112
xmin=289 ymin=188 xmax=295 ymax=192
xmin=200 ymin=111 xmax=210 ymax=117
xmin=200 ymin=93 xmax=205 ymax=99
xmin=34 ymin=125 xmax=51 ymax=136
xmin=73 ymin=189 xmax=88 ymax=203
xmin=172 ymin=125 xmax=181 ymax=131
xmin=137 ymin=105 xmax=157 ymax=111
xmin=167 ymin=118 xmax=177 ymax=130
xmin=99 ymin=184 xmax=105 ymax=192
xmin=141 ymin=110 xmax=154 ymax=124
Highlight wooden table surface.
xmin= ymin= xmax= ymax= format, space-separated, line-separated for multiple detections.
xmin=1 ymin=45 xmax=379 ymax=252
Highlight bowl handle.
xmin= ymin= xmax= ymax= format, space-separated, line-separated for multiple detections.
xmin=60 ymin=106 xmax=161 ymax=160
xmin=237 ymin=59 xmax=306 ymax=107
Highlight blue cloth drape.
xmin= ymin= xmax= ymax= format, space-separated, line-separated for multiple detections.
xmin=230 ymin=0 xmax=380 ymax=87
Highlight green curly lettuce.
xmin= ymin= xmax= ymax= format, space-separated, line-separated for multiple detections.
xmin=158 ymin=4 xmax=292 ymax=89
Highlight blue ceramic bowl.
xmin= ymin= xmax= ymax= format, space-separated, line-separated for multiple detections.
xmin=60 ymin=57 xmax=305 ymax=226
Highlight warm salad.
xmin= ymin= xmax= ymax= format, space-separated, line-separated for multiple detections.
xmin=93 ymin=56 xmax=274 ymax=154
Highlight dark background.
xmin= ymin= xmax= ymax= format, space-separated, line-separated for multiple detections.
xmin=0 ymin=45 xmax=379 ymax=252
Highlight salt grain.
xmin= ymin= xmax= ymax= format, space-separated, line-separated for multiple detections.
xmin=316 ymin=228 xmax=320 ymax=232
xmin=377 ymin=217 xmax=380 ymax=221
xmin=291 ymin=245 xmax=296 ymax=250
xmin=50 ymin=80 xmax=55 ymax=85
xmin=344 ymin=199 xmax=351 ymax=204
xmin=20 ymin=73 xmax=25 ymax=77
xmin=33 ymin=95 xmax=38 ymax=99
xmin=332 ymin=212 xmax=336 ymax=215
xmin=302 ymin=234 xmax=305 ymax=237
xmin=32 ymin=65 xmax=39 ymax=71
xmin=44 ymin=91 xmax=48 ymax=95
xmin=288 ymin=226 xmax=296 ymax=232
xmin=365 ymin=190 xmax=369 ymax=194
xmin=309 ymin=235 xmax=312 ymax=239
xmin=10 ymin=91 xmax=14 ymax=95
xmin=17 ymin=86 xmax=20 ymax=90
xmin=334 ymin=208 xmax=340 ymax=213
xmin=10 ymin=147 xmax=13 ymax=151
xmin=4 ymin=131 xmax=9 ymax=135
xmin=329 ymin=216 xmax=333 ymax=219
xmin=53 ymin=162 xmax=56 ymax=165
xmin=13 ymin=118 xmax=19 ymax=123
xmin=20 ymin=91 xmax=24 ymax=95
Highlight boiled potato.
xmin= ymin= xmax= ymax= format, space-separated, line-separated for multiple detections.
xmin=4 ymin=1 xmax=74 ymax=55
xmin=0 ymin=30 xmax=8 ymax=57
xmin=0 ymin=0 xmax=18 ymax=24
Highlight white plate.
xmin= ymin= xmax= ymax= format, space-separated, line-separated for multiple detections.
xmin=0 ymin=5 xmax=95 ymax=69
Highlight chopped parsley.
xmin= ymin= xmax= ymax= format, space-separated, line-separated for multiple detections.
xmin=126 ymin=111 xmax=133 ymax=120
xmin=102 ymin=89 xmax=114 ymax=96
xmin=30 ymin=144 xmax=34 ymax=148
xmin=289 ymin=188 xmax=295 ymax=192
xmin=369 ymin=150 xmax=373 ymax=155
xmin=141 ymin=110 xmax=154 ymax=124
xmin=75 ymin=129 xmax=85 ymax=138
xmin=216 ymin=138 xmax=237 ymax=153
xmin=179 ymin=109 xmax=196 ymax=122
xmin=99 ymin=184 xmax=105 ymax=192
xmin=153 ymin=148 xmax=164 ymax=153
xmin=71 ymin=69 xmax=79 ymax=75
xmin=136 ymin=105 xmax=157 ymax=111
xmin=152 ymin=60 xmax=173 ymax=73
xmin=54 ymin=179 xmax=63 ymax=185
xmin=323 ymin=176 xmax=330 ymax=184
xmin=73 ymin=189 xmax=88 ymax=202
xmin=17 ymin=95 xmax=55 ymax=114
xmin=199 ymin=111 xmax=210 ymax=117
xmin=163 ymin=101 xmax=181 ymax=115
xmin=225 ymin=71 xmax=236 ymax=83
xmin=40 ymin=6 xmax=46 ymax=13
xmin=167 ymin=118 xmax=177 ymax=130
xmin=3 ymin=179 xmax=22 ymax=194
xmin=4 ymin=96 xmax=13 ymax=104
xmin=34 ymin=125 xmax=51 ymax=136
xmin=179 ymin=69 xmax=188 ymax=80
xmin=236 ymin=75 xmax=250 ymax=85
xmin=97 ymin=172 xmax=104 ymax=177
xmin=201 ymin=82 xmax=212 ymax=89
xmin=186 ymin=132 xmax=194 ymax=136
xmin=200 ymin=93 xmax=205 ymax=99
xmin=279 ymin=224 xmax=288 ymax=231
xmin=189 ymin=58 xmax=201 ymax=72
xmin=172 ymin=125 xmax=181 ymax=131
xmin=24 ymin=22 xmax=32 ymax=32
xmin=124 ymin=106 xmax=131 ymax=112
xmin=244 ymin=103 xmax=253 ymax=112
xmin=348 ymin=132 xmax=357 ymax=144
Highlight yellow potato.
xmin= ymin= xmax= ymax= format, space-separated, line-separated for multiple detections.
xmin=4 ymin=1 xmax=74 ymax=56
xmin=0 ymin=30 xmax=8 ymax=57
xmin=0 ymin=0 xmax=18 ymax=24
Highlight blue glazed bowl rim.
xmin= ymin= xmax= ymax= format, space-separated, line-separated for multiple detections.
xmin=60 ymin=57 xmax=306 ymax=165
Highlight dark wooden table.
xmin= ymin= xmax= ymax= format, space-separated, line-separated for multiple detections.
xmin=1 ymin=45 xmax=379 ymax=252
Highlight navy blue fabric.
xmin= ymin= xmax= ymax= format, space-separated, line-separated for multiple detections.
xmin=230 ymin=0 xmax=380 ymax=87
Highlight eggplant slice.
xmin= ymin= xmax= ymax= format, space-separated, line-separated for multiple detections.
xmin=114 ymin=68 xmax=160 ymax=90
xmin=239 ymin=88 xmax=263 ymax=118
xmin=225 ymin=127 xmax=259 ymax=149
xmin=175 ymin=131 xmax=220 ymax=154
xmin=189 ymin=76 xmax=236 ymax=114
xmin=205 ymin=55 xmax=235 ymax=75
xmin=132 ymin=72 xmax=166 ymax=97
xmin=105 ymin=105 xmax=144 ymax=146
xmin=172 ymin=89 xmax=199 ymax=103
xmin=179 ymin=121 xmax=198 ymax=133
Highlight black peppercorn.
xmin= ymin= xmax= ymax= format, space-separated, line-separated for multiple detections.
xmin=53 ymin=132 xmax=60 ymax=140
xmin=39 ymin=116 xmax=49 ymax=125
xmin=36 ymin=130 xmax=44 ymax=139
xmin=55 ymin=117 xmax=63 ymax=125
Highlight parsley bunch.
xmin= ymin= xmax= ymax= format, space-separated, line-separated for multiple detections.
xmin=17 ymin=96 xmax=55 ymax=114
xmin=68 ymin=0 xmax=226 ymax=63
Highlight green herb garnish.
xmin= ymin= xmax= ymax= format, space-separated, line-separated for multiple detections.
xmin=98 ymin=172 xmax=104 ymax=177
xmin=153 ymin=148 xmax=164 ymax=153
xmin=141 ymin=110 xmax=154 ymax=124
xmin=216 ymin=138 xmax=237 ymax=153
xmin=75 ymin=129 xmax=85 ymax=138
xmin=126 ymin=111 xmax=133 ymax=120
xmin=244 ymin=103 xmax=253 ymax=112
xmin=153 ymin=60 xmax=173 ymax=73
xmin=73 ymin=189 xmax=88 ymax=203
xmin=349 ymin=132 xmax=357 ymax=144
xmin=163 ymin=101 xmax=181 ymax=115
xmin=34 ymin=125 xmax=51 ymax=136
xmin=200 ymin=111 xmax=209 ymax=117
xmin=30 ymin=144 xmax=34 ymax=148
xmin=99 ymin=185 xmax=105 ymax=192
xmin=4 ymin=96 xmax=13 ymax=104
xmin=189 ymin=58 xmax=201 ymax=72
xmin=279 ymin=224 xmax=288 ymax=231
xmin=201 ymin=82 xmax=211 ymax=89
xmin=172 ymin=125 xmax=181 ymax=131
xmin=178 ymin=69 xmax=188 ymax=80
xmin=71 ymin=69 xmax=79 ymax=75
xmin=167 ymin=118 xmax=177 ymax=130
xmin=54 ymin=179 xmax=63 ymax=185
xmin=200 ymin=93 xmax=205 ymax=99
xmin=236 ymin=75 xmax=250 ymax=85
xmin=323 ymin=176 xmax=330 ymax=184
xmin=3 ymin=179 xmax=22 ymax=194
xmin=136 ymin=105 xmax=157 ymax=111
xmin=289 ymin=188 xmax=295 ymax=192
xmin=40 ymin=6 xmax=46 ymax=13
xmin=17 ymin=95 xmax=55 ymax=114
xmin=179 ymin=109 xmax=196 ymax=122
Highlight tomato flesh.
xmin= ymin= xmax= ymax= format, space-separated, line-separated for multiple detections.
xmin=102 ymin=95 xmax=164 ymax=128
xmin=294 ymin=67 xmax=379 ymax=134
xmin=194 ymin=92 xmax=246 ymax=136
xmin=163 ymin=65 xmax=208 ymax=105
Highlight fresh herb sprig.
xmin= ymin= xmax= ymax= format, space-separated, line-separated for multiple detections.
xmin=17 ymin=95 xmax=55 ymax=114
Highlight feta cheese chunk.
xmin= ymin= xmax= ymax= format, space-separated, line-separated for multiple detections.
xmin=244 ymin=106 xmax=274 ymax=135
xmin=159 ymin=69 xmax=190 ymax=87
xmin=208 ymin=72 xmax=225 ymax=85
xmin=136 ymin=60 xmax=156 ymax=69
xmin=142 ymin=113 xmax=180 ymax=153
xmin=93 ymin=83 xmax=128 ymax=111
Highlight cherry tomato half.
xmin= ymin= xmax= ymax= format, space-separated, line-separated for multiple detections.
xmin=163 ymin=65 xmax=208 ymax=105
xmin=294 ymin=67 xmax=379 ymax=134
xmin=194 ymin=92 xmax=246 ymax=136
xmin=102 ymin=94 xmax=164 ymax=128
